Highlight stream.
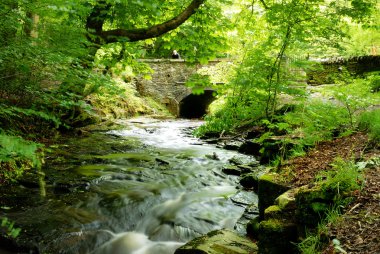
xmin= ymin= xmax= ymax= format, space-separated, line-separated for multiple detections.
xmin=0 ymin=118 xmax=258 ymax=254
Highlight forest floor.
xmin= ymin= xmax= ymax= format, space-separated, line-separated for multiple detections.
xmin=281 ymin=132 xmax=380 ymax=254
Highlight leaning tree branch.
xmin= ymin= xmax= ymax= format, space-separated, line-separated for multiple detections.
xmin=259 ymin=0 xmax=270 ymax=9
xmin=100 ymin=0 xmax=206 ymax=44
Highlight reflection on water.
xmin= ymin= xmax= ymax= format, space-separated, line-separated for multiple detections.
xmin=2 ymin=118 xmax=258 ymax=254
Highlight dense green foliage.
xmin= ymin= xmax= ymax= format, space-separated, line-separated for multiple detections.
xmin=0 ymin=133 xmax=42 ymax=182
xmin=297 ymin=207 xmax=343 ymax=254
xmin=317 ymin=158 xmax=364 ymax=194
xmin=0 ymin=0 xmax=378 ymax=180
xmin=196 ymin=0 xmax=379 ymax=162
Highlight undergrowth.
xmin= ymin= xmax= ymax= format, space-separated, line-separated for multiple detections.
xmin=196 ymin=74 xmax=379 ymax=164
xmin=298 ymin=159 xmax=364 ymax=254
xmin=358 ymin=108 xmax=380 ymax=144
xmin=0 ymin=134 xmax=43 ymax=183
xmin=0 ymin=217 xmax=21 ymax=239
xmin=317 ymin=158 xmax=364 ymax=195
xmin=297 ymin=206 xmax=345 ymax=254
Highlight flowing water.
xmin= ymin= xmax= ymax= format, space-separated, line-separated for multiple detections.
xmin=0 ymin=118 xmax=258 ymax=254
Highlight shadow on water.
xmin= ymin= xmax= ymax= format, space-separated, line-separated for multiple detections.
xmin=0 ymin=118 xmax=258 ymax=254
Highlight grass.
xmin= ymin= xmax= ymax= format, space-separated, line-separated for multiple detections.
xmin=297 ymin=158 xmax=364 ymax=253
xmin=317 ymin=158 xmax=364 ymax=195
xmin=297 ymin=204 xmax=347 ymax=254
xmin=358 ymin=109 xmax=380 ymax=143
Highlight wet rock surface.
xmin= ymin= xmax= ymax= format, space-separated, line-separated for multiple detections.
xmin=174 ymin=229 xmax=258 ymax=254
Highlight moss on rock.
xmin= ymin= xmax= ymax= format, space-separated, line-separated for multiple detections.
xmin=258 ymin=219 xmax=297 ymax=254
xmin=175 ymin=229 xmax=258 ymax=254
xmin=264 ymin=205 xmax=282 ymax=220
xmin=258 ymin=173 xmax=290 ymax=219
xmin=240 ymin=173 xmax=259 ymax=190
xmin=275 ymin=188 xmax=299 ymax=211
xmin=295 ymin=184 xmax=335 ymax=227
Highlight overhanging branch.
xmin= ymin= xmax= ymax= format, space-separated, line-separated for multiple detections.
xmin=259 ymin=0 xmax=270 ymax=9
xmin=99 ymin=0 xmax=206 ymax=44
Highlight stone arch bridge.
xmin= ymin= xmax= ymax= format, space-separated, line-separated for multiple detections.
xmin=135 ymin=59 xmax=226 ymax=118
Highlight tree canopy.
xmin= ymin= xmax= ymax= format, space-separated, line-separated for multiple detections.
xmin=0 ymin=0 xmax=378 ymax=124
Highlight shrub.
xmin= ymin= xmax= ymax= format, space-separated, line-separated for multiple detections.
xmin=358 ymin=109 xmax=380 ymax=143
xmin=369 ymin=74 xmax=380 ymax=93
xmin=297 ymin=207 xmax=345 ymax=254
xmin=283 ymin=101 xmax=351 ymax=147
xmin=298 ymin=158 xmax=363 ymax=254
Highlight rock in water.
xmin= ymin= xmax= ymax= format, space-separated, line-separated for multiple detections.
xmin=174 ymin=229 xmax=258 ymax=254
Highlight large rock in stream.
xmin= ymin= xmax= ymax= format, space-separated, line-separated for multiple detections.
xmin=174 ymin=229 xmax=258 ymax=254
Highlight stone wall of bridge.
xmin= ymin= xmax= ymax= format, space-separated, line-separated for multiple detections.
xmin=135 ymin=59 xmax=224 ymax=117
xmin=307 ymin=55 xmax=380 ymax=85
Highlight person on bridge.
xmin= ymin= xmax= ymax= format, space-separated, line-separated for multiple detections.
xmin=171 ymin=50 xmax=181 ymax=59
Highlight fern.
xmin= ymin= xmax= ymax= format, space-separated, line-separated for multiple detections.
xmin=1 ymin=217 xmax=21 ymax=239
xmin=0 ymin=134 xmax=43 ymax=182
xmin=0 ymin=104 xmax=61 ymax=128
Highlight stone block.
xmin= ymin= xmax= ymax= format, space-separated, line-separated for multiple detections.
xmin=275 ymin=188 xmax=299 ymax=211
xmin=258 ymin=173 xmax=290 ymax=219
xmin=263 ymin=205 xmax=282 ymax=220
xmin=175 ymin=229 xmax=258 ymax=254
xmin=258 ymin=219 xmax=297 ymax=254
xmin=246 ymin=216 xmax=260 ymax=239
xmin=295 ymin=184 xmax=335 ymax=228
xmin=240 ymin=173 xmax=259 ymax=190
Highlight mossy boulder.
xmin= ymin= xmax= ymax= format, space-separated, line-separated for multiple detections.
xmin=295 ymin=184 xmax=335 ymax=228
xmin=174 ymin=229 xmax=258 ymax=254
xmin=238 ymin=140 xmax=262 ymax=157
xmin=68 ymin=108 xmax=101 ymax=128
xmin=246 ymin=216 xmax=260 ymax=239
xmin=258 ymin=219 xmax=297 ymax=254
xmin=258 ymin=173 xmax=290 ymax=219
xmin=263 ymin=205 xmax=282 ymax=220
xmin=275 ymin=188 xmax=299 ymax=211
xmin=223 ymin=140 xmax=244 ymax=151
xmin=239 ymin=173 xmax=259 ymax=190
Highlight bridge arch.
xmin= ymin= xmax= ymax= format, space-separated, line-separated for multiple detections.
xmin=135 ymin=59 xmax=227 ymax=118
xmin=178 ymin=90 xmax=216 ymax=119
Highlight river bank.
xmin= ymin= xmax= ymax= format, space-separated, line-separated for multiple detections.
xmin=215 ymin=129 xmax=379 ymax=254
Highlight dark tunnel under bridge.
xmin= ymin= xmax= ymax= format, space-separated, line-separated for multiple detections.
xmin=179 ymin=90 xmax=217 ymax=119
